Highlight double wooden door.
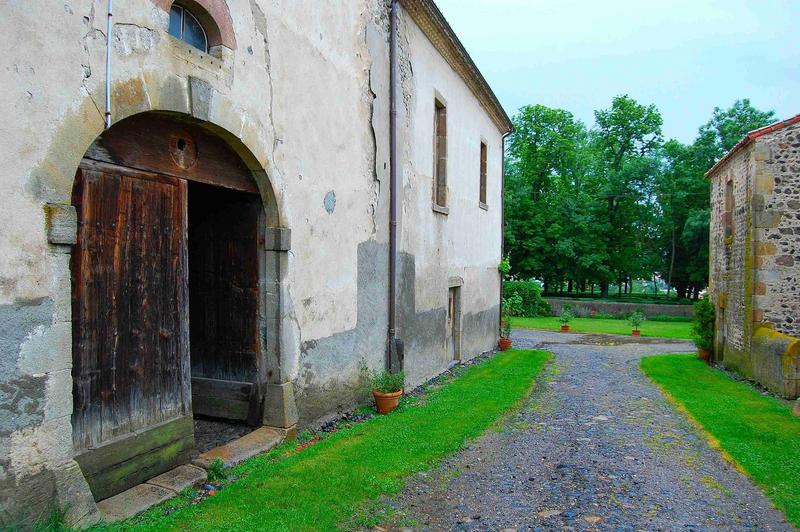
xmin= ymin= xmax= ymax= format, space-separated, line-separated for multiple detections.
xmin=71 ymin=160 xmax=262 ymax=500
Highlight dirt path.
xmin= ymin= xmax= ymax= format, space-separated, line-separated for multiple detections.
xmin=391 ymin=330 xmax=792 ymax=531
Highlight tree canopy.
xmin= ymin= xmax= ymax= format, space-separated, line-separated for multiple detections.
xmin=503 ymin=97 xmax=777 ymax=299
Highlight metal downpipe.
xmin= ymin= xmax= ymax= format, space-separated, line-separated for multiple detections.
xmin=388 ymin=0 xmax=402 ymax=372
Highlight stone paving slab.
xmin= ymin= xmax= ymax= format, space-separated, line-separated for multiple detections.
xmin=97 ymin=483 xmax=175 ymax=522
xmin=194 ymin=426 xmax=287 ymax=468
xmin=392 ymin=330 xmax=793 ymax=530
xmin=147 ymin=464 xmax=207 ymax=493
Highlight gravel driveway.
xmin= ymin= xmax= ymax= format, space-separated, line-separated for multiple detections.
xmin=390 ymin=329 xmax=792 ymax=531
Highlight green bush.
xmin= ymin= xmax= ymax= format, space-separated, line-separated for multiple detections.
xmin=503 ymin=281 xmax=551 ymax=317
xmin=559 ymin=306 xmax=574 ymax=325
xmin=371 ymin=370 xmax=405 ymax=393
xmin=649 ymin=314 xmax=692 ymax=323
xmin=590 ymin=312 xmax=616 ymax=319
xmin=628 ymin=310 xmax=646 ymax=329
xmin=691 ymin=297 xmax=715 ymax=351
xmin=207 ymin=458 xmax=227 ymax=483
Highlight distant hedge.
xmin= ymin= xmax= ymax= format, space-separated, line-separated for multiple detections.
xmin=503 ymin=281 xmax=551 ymax=317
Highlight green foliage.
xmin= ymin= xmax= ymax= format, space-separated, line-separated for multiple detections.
xmin=500 ymin=319 xmax=512 ymax=339
xmin=691 ymin=297 xmax=715 ymax=350
xmin=648 ymin=314 xmax=692 ymax=323
xmin=370 ymin=370 xmax=405 ymax=393
xmin=503 ymin=97 xmax=776 ymax=300
xmin=512 ymin=316 xmax=692 ymax=339
xmin=207 ymin=458 xmax=227 ymax=483
xmin=627 ymin=310 xmax=646 ymax=329
xmin=641 ymin=354 xmax=800 ymax=527
xmin=100 ymin=350 xmax=551 ymax=531
xmin=503 ymin=281 xmax=550 ymax=317
xmin=498 ymin=255 xmax=511 ymax=277
xmin=558 ymin=306 xmax=574 ymax=325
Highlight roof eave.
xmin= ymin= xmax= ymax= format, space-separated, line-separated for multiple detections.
xmin=399 ymin=0 xmax=513 ymax=134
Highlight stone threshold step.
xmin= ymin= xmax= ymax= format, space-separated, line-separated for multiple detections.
xmin=97 ymin=425 xmax=295 ymax=523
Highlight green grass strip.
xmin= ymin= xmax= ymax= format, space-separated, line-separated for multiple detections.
xmin=641 ymin=354 xmax=800 ymax=527
xmin=100 ymin=349 xmax=550 ymax=531
xmin=512 ymin=316 xmax=692 ymax=339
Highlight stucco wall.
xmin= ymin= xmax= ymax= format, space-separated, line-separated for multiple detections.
xmin=0 ymin=0 xmax=503 ymax=524
xmin=396 ymin=6 xmax=502 ymax=387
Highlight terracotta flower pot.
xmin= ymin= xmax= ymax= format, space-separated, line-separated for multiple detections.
xmin=697 ymin=348 xmax=711 ymax=361
xmin=498 ymin=337 xmax=513 ymax=351
xmin=632 ymin=329 xmax=641 ymax=336
xmin=561 ymin=325 xmax=570 ymax=332
xmin=373 ymin=389 xmax=403 ymax=415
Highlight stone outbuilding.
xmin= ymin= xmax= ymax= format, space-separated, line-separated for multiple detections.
xmin=0 ymin=0 xmax=510 ymax=525
xmin=707 ymin=114 xmax=800 ymax=399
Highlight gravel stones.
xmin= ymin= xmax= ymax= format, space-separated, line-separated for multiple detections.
xmin=392 ymin=330 xmax=792 ymax=531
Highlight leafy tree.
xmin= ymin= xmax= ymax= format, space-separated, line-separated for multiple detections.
xmin=590 ymin=95 xmax=663 ymax=296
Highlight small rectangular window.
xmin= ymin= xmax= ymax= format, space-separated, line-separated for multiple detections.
xmin=433 ymin=100 xmax=447 ymax=209
xmin=724 ymin=179 xmax=734 ymax=240
xmin=479 ymin=141 xmax=488 ymax=207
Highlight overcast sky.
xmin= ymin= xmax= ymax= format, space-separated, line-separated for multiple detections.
xmin=435 ymin=0 xmax=800 ymax=143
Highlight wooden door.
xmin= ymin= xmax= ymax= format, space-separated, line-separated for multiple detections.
xmin=447 ymin=288 xmax=456 ymax=360
xmin=189 ymin=183 xmax=262 ymax=423
xmin=71 ymin=163 xmax=193 ymax=500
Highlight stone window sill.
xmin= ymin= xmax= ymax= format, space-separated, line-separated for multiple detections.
xmin=432 ymin=203 xmax=449 ymax=216
xmin=479 ymin=201 xmax=488 ymax=211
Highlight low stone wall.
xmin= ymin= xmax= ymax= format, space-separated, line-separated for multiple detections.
xmin=545 ymin=299 xmax=693 ymax=319
xmin=748 ymin=326 xmax=800 ymax=399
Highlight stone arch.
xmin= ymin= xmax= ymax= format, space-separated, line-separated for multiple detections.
xmin=65 ymin=109 xmax=295 ymax=501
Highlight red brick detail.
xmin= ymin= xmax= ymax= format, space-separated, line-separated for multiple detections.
xmin=153 ymin=0 xmax=237 ymax=50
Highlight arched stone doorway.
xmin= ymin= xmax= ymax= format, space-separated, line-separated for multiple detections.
xmin=69 ymin=112 xmax=289 ymax=501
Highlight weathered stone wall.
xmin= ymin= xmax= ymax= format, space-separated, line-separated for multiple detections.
xmin=0 ymin=0 xmax=503 ymax=523
xmin=753 ymin=123 xmax=800 ymax=337
xmin=709 ymin=120 xmax=800 ymax=397
xmin=545 ymin=299 xmax=693 ymax=319
xmin=709 ymin=143 xmax=755 ymax=373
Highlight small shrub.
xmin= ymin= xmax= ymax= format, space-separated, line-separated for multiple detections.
xmin=371 ymin=370 xmax=405 ymax=393
xmin=207 ymin=457 xmax=227 ymax=483
xmin=590 ymin=312 xmax=616 ymax=319
xmin=691 ymin=297 xmax=715 ymax=351
xmin=502 ymin=292 xmax=523 ymax=318
xmin=503 ymin=281 xmax=550 ymax=316
xmin=559 ymin=306 xmax=574 ymax=325
xmin=500 ymin=318 xmax=512 ymax=339
xmin=628 ymin=310 xmax=645 ymax=329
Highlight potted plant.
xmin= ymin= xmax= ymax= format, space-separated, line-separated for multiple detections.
xmin=371 ymin=369 xmax=405 ymax=414
xmin=628 ymin=310 xmax=645 ymax=336
xmin=691 ymin=297 xmax=715 ymax=361
xmin=499 ymin=319 xmax=513 ymax=351
xmin=559 ymin=306 xmax=573 ymax=332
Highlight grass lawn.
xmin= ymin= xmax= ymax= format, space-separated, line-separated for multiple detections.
xmin=96 ymin=349 xmax=550 ymax=531
xmin=642 ymin=354 xmax=800 ymax=527
xmin=511 ymin=316 xmax=692 ymax=339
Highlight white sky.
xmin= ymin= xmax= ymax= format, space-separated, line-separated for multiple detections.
xmin=435 ymin=0 xmax=800 ymax=143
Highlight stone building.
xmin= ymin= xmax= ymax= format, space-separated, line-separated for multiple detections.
xmin=707 ymin=115 xmax=800 ymax=400
xmin=0 ymin=0 xmax=510 ymax=524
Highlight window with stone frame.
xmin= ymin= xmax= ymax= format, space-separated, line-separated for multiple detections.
xmin=723 ymin=178 xmax=734 ymax=241
xmin=479 ymin=141 xmax=488 ymax=207
xmin=433 ymin=99 xmax=448 ymax=209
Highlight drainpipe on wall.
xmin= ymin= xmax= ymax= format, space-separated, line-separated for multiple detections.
xmin=499 ymin=130 xmax=512 ymax=332
xmin=105 ymin=0 xmax=113 ymax=129
xmin=387 ymin=0 xmax=403 ymax=372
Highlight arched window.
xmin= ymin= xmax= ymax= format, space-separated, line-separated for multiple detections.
xmin=168 ymin=3 xmax=208 ymax=52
